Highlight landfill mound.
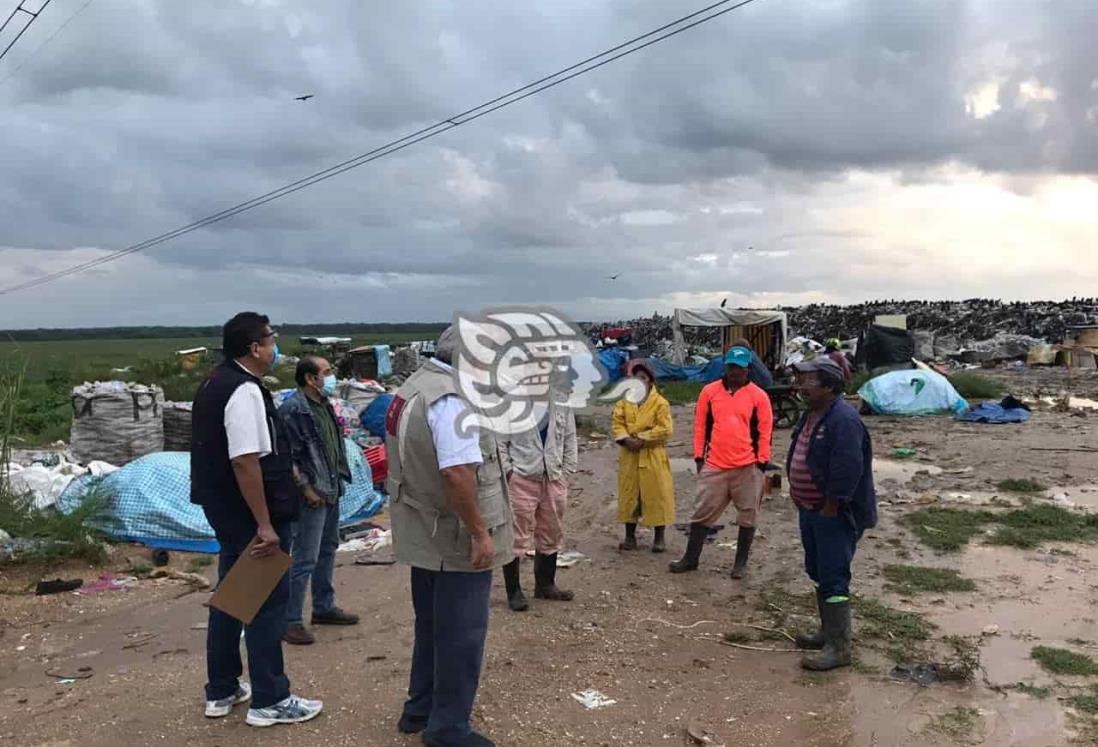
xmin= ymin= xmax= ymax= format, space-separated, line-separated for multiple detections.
xmin=587 ymin=299 xmax=1098 ymax=357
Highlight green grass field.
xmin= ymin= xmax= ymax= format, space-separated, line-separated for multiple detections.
xmin=0 ymin=331 xmax=436 ymax=446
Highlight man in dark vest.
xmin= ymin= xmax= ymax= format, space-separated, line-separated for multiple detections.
xmin=386 ymin=326 xmax=514 ymax=747
xmin=190 ymin=312 xmax=323 ymax=728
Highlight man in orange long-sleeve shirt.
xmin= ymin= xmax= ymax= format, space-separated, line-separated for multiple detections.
xmin=669 ymin=346 xmax=774 ymax=578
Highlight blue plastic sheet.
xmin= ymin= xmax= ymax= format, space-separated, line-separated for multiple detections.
xmin=361 ymin=394 xmax=395 ymax=438
xmin=645 ymin=356 xmax=724 ymax=383
xmin=57 ymin=439 xmax=387 ymax=553
xmin=599 ymin=349 xmax=630 ymax=382
xmin=859 ymin=370 xmax=969 ymax=416
xmin=956 ymin=402 xmax=1031 ymax=424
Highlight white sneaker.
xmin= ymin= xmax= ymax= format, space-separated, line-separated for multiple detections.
xmin=204 ymin=683 xmax=252 ymax=718
xmin=245 ymin=695 xmax=323 ymax=727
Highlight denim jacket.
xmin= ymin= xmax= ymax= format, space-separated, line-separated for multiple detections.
xmin=279 ymin=389 xmax=351 ymax=502
xmin=786 ymin=398 xmax=878 ymax=532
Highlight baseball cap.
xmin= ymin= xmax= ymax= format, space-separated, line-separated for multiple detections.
xmin=792 ymin=356 xmax=844 ymax=379
xmin=724 ymin=346 xmax=752 ymax=368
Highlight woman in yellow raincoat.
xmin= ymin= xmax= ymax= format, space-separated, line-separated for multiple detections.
xmin=612 ymin=360 xmax=675 ymax=552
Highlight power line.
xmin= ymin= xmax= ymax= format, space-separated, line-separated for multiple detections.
xmin=0 ymin=0 xmax=52 ymax=63
xmin=0 ymin=0 xmax=94 ymax=88
xmin=0 ymin=0 xmax=762 ymax=296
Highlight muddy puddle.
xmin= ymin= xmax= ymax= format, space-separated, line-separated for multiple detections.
xmin=875 ymin=459 xmax=944 ymax=483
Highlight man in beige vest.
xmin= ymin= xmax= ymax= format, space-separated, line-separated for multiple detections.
xmin=386 ymin=326 xmax=513 ymax=747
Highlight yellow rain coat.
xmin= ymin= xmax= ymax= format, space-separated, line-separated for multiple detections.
xmin=612 ymin=388 xmax=675 ymax=527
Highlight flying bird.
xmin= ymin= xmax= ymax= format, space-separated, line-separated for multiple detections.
xmin=720 ymin=298 xmax=728 ymax=308
xmin=607 ymin=273 xmax=623 ymax=280
xmin=294 ymin=94 xmax=314 ymax=102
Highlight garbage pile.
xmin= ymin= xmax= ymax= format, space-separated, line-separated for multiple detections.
xmin=785 ymin=300 xmax=1098 ymax=347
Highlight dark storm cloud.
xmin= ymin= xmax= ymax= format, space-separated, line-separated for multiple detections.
xmin=1 ymin=0 xmax=1096 ymax=327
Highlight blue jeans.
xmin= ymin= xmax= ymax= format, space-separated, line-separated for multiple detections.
xmin=799 ymin=507 xmax=861 ymax=599
xmin=402 ymin=567 xmax=492 ymax=743
xmin=287 ymin=501 xmax=340 ymax=624
xmin=203 ymin=507 xmax=292 ymax=709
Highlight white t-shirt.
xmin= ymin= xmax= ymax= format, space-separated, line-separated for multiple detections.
xmin=224 ymin=364 xmax=272 ymax=459
xmin=426 ymin=394 xmax=483 ymax=470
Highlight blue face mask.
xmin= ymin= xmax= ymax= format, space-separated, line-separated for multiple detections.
xmin=321 ymin=374 xmax=338 ymax=397
xmin=271 ymin=342 xmax=281 ymax=362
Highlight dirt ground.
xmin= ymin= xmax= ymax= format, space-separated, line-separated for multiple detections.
xmin=2 ymin=367 xmax=1098 ymax=746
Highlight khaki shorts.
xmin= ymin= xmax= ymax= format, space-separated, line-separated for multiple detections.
xmin=690 ymin=464 xmax=764 ymax=528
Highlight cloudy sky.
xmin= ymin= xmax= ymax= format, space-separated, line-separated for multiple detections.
xmin=1 ymin=0 xmax=1096 ymax=328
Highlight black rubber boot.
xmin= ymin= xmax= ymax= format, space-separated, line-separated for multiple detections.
xmin=651 ymin=526 xmax=666 ymax=554
xmin=533 ymin=553 xmax=574 ymax=601
xmin=794 ymin=589 xmax=826 ymax=650
xmin=729 ymin=526 xmax=756 ymax=579
xmin=619 ymin=523 xmax=638 ymax=551
xmin=668 ymin=523 xmax=708 ymax=573
xmin=502 ymin=558 xmax=528 ymax=612
xmin=801 ymin=599 xmax=852 ymax=671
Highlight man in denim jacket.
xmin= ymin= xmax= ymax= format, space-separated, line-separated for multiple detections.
xmin=279 ymin=355 xmax=358 ymax=645
xmin=786 ymin=357 xmax=877 ymax=671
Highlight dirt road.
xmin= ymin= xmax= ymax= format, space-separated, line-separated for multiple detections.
xmin=2 ymin=369 xmax=1097 ymax=746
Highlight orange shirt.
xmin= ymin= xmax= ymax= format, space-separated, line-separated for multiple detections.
xmin=693 ymin=380 xmax=774 ymax=470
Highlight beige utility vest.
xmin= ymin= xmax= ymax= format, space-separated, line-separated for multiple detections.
xmin=386 ymin=360 xmax=514 ymax=572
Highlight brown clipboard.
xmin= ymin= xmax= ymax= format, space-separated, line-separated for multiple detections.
xmin=208 ymin=537 xmax=291 ymax=625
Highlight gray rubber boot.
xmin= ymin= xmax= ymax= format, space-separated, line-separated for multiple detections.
xmin=794 ymin=589 xmax=826 ymax=650
xmin=801 ymin=599 xmax=852 ymax=671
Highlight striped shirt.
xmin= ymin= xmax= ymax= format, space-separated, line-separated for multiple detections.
xmin=789 ymin=414 xmax=825 ymax=508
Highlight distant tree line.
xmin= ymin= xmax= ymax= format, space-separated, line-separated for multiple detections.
xmin=0 ymin=322 xmax=448 ymax=342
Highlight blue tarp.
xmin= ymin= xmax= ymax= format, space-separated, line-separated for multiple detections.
xmin=599 ymin=349 xmax=630 ymax=382
xmin=646 ymin=356 xmax=724 ymax=383
xmin=601 ymin=349 xmax=724 ymax=384
xmin=859 ymin=370 xmax=969 ymax=416
xmin=361 ymin=394 xmax=394 ymax=438
xmin=56 ymin=438 xmax=387 ymax=553
xmin=956 ymin=402 xmax=1031 ymax=424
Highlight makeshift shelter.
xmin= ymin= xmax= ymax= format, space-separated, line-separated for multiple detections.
xmin=670 ymin=308 xmax=788 ymax=370
xmin=855 ymin=324 xmax=915 ymax=373
xmin=347 ymin=345 xmax=393 ymax=380
xmin=858 ymin=370 xmax=968 ymax=417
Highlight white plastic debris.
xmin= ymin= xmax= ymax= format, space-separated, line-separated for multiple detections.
xmin=571 ymin=689 xmax=617 ymax=710
xmin=338 ymin=528 xmax=391 ymax=554
xmin=556 ymin=550 xmax=588 ymax=568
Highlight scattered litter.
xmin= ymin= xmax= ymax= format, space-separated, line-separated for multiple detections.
xmin=892 ymin=448 xmax=917 ymax=459
xmin=889 ymin=664 xmax=939 ymax=687
xmin=150 ymin=568 xmax=212 ymax=590
xmin=366 ymin=655 xmax=387 ymax=662
xmin=571 ymin=688 xmax=617 ymax=709
xmin=982 ymin=625 xmax=1000 ymax=637
xmin=45 ymin=667 xmax=93 ymax=680
xmin=121 ymin=632 xmax=158 ymax=650
xmin=35 ymin=578 xmax=83 ymax=596
xmin=75 ymin=574 xmax=133 ymax=595
xmin=556 ymin=550 xmax=588 ymax=568
xmin=56 ymin=679 xmax=76 ymax=685
xmin=348 ymin=528 xmax=394 ymax=564
xmin=191 ymin=622 xmax=208 ymax=631
xmin=686 ymin=721 xmax=725 ymax=746
xmin=339 ymin=528 xmax=391 ymax=554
